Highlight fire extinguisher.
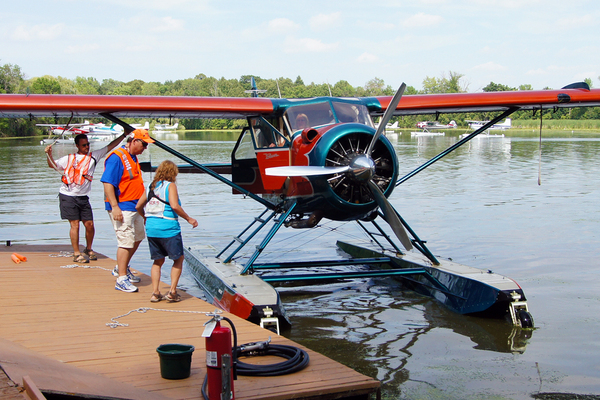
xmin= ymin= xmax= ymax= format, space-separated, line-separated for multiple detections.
xmin=203 ymin=312 xmax=236 ymax=400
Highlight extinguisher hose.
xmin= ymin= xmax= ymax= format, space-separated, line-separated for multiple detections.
xmin=235 ymin=344 xmax=310 ymax=376
xmin=200 ymin=316 xmax=310 ymax=399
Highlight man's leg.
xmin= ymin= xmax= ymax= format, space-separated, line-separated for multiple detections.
xmin=82 ymin=219 xmax=95 ymax=252
xmin=69 ymin=219 xmax=81 ymax=256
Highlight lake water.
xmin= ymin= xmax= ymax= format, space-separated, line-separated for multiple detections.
xmin=1 ymin=131 xmax=599 ymax=399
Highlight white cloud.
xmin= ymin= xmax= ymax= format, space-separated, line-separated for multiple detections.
xmin=152 ymin=17 xmax=185 ymax=32
xmin=309 ymin=12 xmax=342 ymax=31
xmin=284 ymin=37 xmax=339 ymax=53
xmin=65 ymin=43 xmax=101 ymax=54
xmin=356 ymin=52 xmax=380 ymax=64
xmin=268 ymin=18 xmax=300 ymax=33
xmin=10 ymin=24 xmax=65 ymax=41
xmin=472 ymin=62 xmax=507 ymax=72
xmin=402 ymin=13 xmax=443 ymax=28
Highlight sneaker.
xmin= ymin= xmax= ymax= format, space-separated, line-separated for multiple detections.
xmin=115 ymin=277 xmax=138 ymax=293
xmin=112 ymin=265 xmax=140 ymax=283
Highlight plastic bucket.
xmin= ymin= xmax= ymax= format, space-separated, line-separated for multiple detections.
xmin=156 ymin=344 xmax=195 ymax=379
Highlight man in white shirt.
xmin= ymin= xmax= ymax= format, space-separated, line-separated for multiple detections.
xmin=45 ymin=132 xmax=126 ymax=263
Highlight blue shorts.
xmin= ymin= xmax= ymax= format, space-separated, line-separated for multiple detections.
xmin=148 ymin=233 xmax=184 ymax=261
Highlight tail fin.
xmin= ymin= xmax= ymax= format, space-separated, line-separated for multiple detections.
xmin=244 ymin=76 xmax=267 ymax=97
xmin=449 ymin=120 xmax=457 ymax=128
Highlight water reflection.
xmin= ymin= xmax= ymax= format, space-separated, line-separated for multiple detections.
xmin=2 ymin=133 xmax=600 ymax=398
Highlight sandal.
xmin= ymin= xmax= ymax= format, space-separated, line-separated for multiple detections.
xmin=73 ymin=254 xmax=89 ymax=263
xmin=150 ymin=293 xmax=163 ymax=303
xmin=83 ymin=248 xmax=97 ymax=261
xmin=165 ymin=291 xmax=181 ymax=302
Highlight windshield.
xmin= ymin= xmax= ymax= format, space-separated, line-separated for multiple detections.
xmin=285 ymin=101 xmax=372 ymax=132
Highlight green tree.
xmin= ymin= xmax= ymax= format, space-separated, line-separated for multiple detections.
xmin=422 ymin=71 xmax=466 ymax=94
xmin=74 ymin=77 xmax=101 ymax=94
xmin=0 ymin=62 xmax=24 ymax=94
xmin=482 ymin=82 xmax=516 ymax=92
xmin=362 ymin=77 xmax=390 ymax=96
xmin=30 ymin=76 xmax=61 ymax=94
xmin=99 ymin=78 xmax=125 ymax=95
xmin=519 ymin=84 xmax=533 ymax=91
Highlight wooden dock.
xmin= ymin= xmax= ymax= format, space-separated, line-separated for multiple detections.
xmin=0 ymin=244 xmax=380 ymax=400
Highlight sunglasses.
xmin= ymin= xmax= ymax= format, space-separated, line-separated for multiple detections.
xmin=79 ymin=142 xmax=90 ymax=147
xmin=136 ymin=139 xmax=148 ymax=148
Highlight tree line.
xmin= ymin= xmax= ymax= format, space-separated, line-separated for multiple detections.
xmin=1 ymin=61 xmax=599 ymax=137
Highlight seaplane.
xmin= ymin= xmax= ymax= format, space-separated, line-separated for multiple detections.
xmin=412 ymin=120 xmax=457 ymax=136
xmin=3 ymin=81 xmax=600 ymax=333
xmin=467 ymin=118 xmax=512 ymax=131
xmin=460 ymin=118 xmax=512 ymax=138
xmin=37 ymin=121 xmax=93 ymax=144
xmin=153 ymin=122 xmax=179 ymax=131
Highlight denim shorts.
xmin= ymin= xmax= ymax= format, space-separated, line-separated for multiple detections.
xmin=148 ymin=233 xmax=184 ymax=261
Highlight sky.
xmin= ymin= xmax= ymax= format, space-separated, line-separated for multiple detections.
xmin=2 ymin=0 xmax=599 ymax=93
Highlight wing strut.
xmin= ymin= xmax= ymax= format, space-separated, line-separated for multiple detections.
xmin=397 ymin=107 xmax=518 ymax=186
xmin=100 ymin=113 xmax=278 ymax=210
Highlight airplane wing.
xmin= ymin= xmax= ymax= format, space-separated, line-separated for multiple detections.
xmin=1 ymin=82 xmax=600 ymax=120
xmin=374 ymin=83 xmax=600 ymax=116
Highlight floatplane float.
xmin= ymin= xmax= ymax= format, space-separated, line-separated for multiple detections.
xmin=4 ymin=81 xmax=600 ymax=333
xmin=460 ymin=118 xmax=512 ymax=138
xmin=411 ymin=120 xmax=456 ymax=136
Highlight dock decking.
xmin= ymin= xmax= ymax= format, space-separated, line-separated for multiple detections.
xmin=0 ymin=244 xmax=380 ymax=400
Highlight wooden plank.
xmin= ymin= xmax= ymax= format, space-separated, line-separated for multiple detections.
xmin=0 ymin=245 xmax=379 ymax=400
xmin=22 ymin=376 xmax=47 ymax=400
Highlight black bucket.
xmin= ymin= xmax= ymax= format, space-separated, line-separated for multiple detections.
xmin=156 ymin=343 xmax=195 ymax=379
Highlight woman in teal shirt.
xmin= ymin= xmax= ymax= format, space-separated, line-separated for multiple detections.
xmin=136 ymin=160 xmax=198 ymax=302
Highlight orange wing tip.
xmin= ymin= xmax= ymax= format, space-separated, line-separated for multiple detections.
xmin=13 ymin=253 xmax=27 ymax=262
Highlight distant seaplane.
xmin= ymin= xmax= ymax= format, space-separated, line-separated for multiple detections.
xmin=467 ymin=118 xmax=512 ymax=131
xmin=412 ymin=120 xmax=456 ymax=136
xmin=153 ymin=122 xmax=179 ymax=131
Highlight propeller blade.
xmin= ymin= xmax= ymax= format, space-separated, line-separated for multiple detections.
xmin=366 ymin=82 xmax=406 ymax=156
xmin=265 ymin=165 xmax=350 ymax=177
xmin=367 ymin=180 xmax=413 ymax=251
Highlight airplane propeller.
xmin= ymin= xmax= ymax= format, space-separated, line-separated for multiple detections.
xmin=266 ymin=83 xmax=413 ymax=251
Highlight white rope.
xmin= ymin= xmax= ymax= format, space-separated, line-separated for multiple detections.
xmin=106 ymin=307 xmax=213 ymax=328
xmin=60 ymin=264 xmax=113 ymax=271
xmin=50 ymin=251 xmax=74 ymax=258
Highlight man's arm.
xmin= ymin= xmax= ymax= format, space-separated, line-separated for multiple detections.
xmin=105 ymin=131 xmax=128 ymax=153
xmin=44 ymin=145 xmax=62 ymax=171
xmin=103 ymin=182 xmax=123 ymax=222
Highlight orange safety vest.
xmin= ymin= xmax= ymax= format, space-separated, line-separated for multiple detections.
xmin=62 ymin=153 xmax=93 ymax=185
xmin=105 ymin=147 xmax=144 ymax=202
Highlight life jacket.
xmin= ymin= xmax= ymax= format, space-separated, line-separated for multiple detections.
xmin=105 ymin=147 xmax=144 ymax=202
xmin=62 ymin=153 xmax=94 ymax=185
xmin=145 ymin=181 xmax=177 ymax=220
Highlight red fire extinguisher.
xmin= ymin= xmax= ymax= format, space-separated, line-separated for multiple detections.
xmin=204 ymin=314 xmax=235 ymax=400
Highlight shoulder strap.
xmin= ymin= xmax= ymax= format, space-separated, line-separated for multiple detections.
xmin=148 ymin=188 xmax=170 ymax=205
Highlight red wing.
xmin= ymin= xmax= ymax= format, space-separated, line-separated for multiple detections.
xmin=376 ymin=87 xmax=600 ymax=116
xmin=0 ymin=94 xmax=274 ymax=119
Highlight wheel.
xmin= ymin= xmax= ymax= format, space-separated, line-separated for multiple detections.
xmin=517 ymin=309 xmax=534 ymax=328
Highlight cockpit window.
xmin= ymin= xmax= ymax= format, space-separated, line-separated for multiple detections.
xmin=332 ymin=102 xmax=371 ymax=125
xmin=249 ymin=117 xmax=289 ymax=148
xmin=285 ymin=102 xmax=335 ymax=132
xmin=285 ymin=101 xmax=373 ymax=132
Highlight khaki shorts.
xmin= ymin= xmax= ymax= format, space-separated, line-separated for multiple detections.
xmin=108 ymin=210 xmax=146 ymax=248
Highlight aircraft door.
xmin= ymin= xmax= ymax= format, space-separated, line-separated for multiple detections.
xmin=250 ymin=117 xmax=290 ymax=191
